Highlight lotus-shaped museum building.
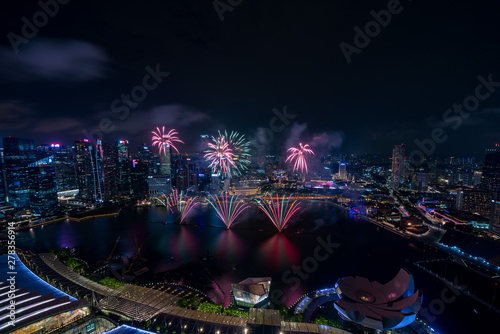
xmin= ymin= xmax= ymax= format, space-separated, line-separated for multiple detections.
xmin=334 ymin=268 xmax=423 ymax=330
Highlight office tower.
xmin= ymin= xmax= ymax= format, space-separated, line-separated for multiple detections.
xmin=117 ymin=140 xmax=129 ymax=160
xmin=174 ymin=160 xmax=198 ymax=192
xmin=159 ymin=147 xmax=171 ymax=176
xmin=74 ymin=139 xmax=103 ymax=203
xmin=74 ymin=139 xmax=92 ymax=201
xmin=51 ymin=144 xmax=77 ymax=192
xmin=117 ymin=140 xmax=132 ymax=197
xmin=130 ymin=159 xmax=148 ymax=198
xmin=461 ymin=171 xmax=474 ymax=187
xmin=200 ymin=135 xmax=210 ymax=153
xmin=481 ymin=149 xmax=500 ymax=195
xmin=490 ymin=200 xmax=500 ymax=236
xmin=197 ymin=168 xmax=212 ymax=192
xmin=456 ymin=189 xmax=494 ymax=218
xmin=0 ymin=148 xmax=6 ymax=206
xmin=102 ymin=142 xmax=118 ymax=201
xmin=138 ymin=144 xmax=155 ymax=175
xmin=474 ymin=170 xmax=483 ymax=187
xmin=391 ymin=144 xmax=405 ymax=189
xmin=90 ymin=140 xmax=104 ymax=203
xmin=2 ymin=137 xmax=36 ymax=208
xmin=29 ymin=158 xmax=58 ymax=215
xmin=339 ymin=162 xmax=347 ymax=180
xmin=415 ymin=171 xmax=429 ymax=192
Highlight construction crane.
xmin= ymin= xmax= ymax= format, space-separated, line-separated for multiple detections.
xmin=127 ymin=238 xmax=145 ymax=273
xmin=106 ymin=236 xmax=121 ymax=263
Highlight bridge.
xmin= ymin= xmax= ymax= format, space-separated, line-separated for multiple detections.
xmin=293 ymin=288 xmax=340 ymax=323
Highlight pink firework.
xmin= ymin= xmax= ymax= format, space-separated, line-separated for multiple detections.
xmin=165 ymin=189 xmax=198 ymax=223
xmin=286 ymin=143 xmax=314 ymax=174
xmin=152 ymin=127 xmax=184 ymax=155
xmin=256 ymin=194 xmax=301 ymax=232
xmin=207 ymin=192 xmax=249 ymax=229
xmin=204 ymin=135 xmax=236 ymax=176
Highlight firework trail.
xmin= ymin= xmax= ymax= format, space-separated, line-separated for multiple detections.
xmin=286 ymin=143 xmax=314 ymax=174
xmin=207 ymin=192 xmax=250 ymax=229
xmin=164 ymin=189 xmax=198 ymax=223
xmin=151 ymin=127 xmax=184 ymax=155
xmin=204 ymin=131 xmax=251 ymax=177
xmin=256 ymin=194 xmax=301 ymax=232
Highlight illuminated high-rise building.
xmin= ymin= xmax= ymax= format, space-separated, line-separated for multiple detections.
xmin=481 ymin=147 xmax=500 ymax=195
xmin=456 ymin=189 xmax=494 ymax=218
xmin=29 ymin=157 xmax=58 ymax=215
xmin=117 ymin=140 xmax=129 ymax=160
xmin=338 ymin=162 xmax=347 ymax=180
xmin=0 ymin=148 xmax=6 ymax=206
xmin=74 ymin=139 xmax=92 ymax=201
xmin=50 ymin=144 xmax=77 ymax=192
xmin=200 ymin=134 xmax=210 ymax=152
xmin=138 ymin=144 xmax=155 ymax=175
xmin=415 ymin=171 xmax=429 ymax=192
xmin=130 ymin=159 xmax=149 ymax=198
xmin=490 ymin=200 xmax=500 ymax=236
xmin=102 ymin=142 xmax=118 ymax=201
xmin=159 ymin=146 xmax=172 ymax=176
xmin=117 ymin=140 xmax=132 ymax=197
xmin=474 ymin=170 xmax=483 ymax=187
xmin=391 ymin=144 xmax=405 ymax=189
xmin=74 ymin=139 xmax=103 ymax=203
xmin=2 ymin=137 xmax=36 ymax=208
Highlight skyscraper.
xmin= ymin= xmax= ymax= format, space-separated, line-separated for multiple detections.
xmin=138 ymin=144 xmax=155 ymax=175
xmin=130 ymin=159 xmax=148 ymax=197
xmin=456 ymin=189 xmax=494 ymax=218
xmin=159 ymin=147 xmax=172 ymax=176
xmin=74 ymin=139 xmax=92 ymax=201
xmin=51 ymin=144 xmax=77 ymax=192
xmin=490 ymin=200 xmax=500 ymax=236
xmin=200 ymin=134 xmax=210 ymax=153
xmin=481 ymin=149 xmax=500 ymax=195
xmin=117 ymin=140 xmax=129 ymax=161
xmin=338 ymin=162 xmax=347 ymax=180
xmin=29 ymin=157 xmax=58 ymax=215
xmin=2 ymin=137 xmax=36 ymax=208
xmin=117 ymin=140 xmax=132 ymax=197
xmin=415 ymin=171 xmax=429 ymax=192
xmin=391 ymin=144 xmax=405 ymax=189
xmin=74 ymin=139 xmax=103 ymax=203
xmin=0 ymin=148 xmax=6 ymax=206
xmin=102 ymin=142 xmax=118 ymax=201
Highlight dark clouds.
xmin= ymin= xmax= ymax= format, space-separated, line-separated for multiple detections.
xmin=0 ymin=0 xmax=499 ymax=154
xmin=0 ymin=39 xmax=109 ymax=82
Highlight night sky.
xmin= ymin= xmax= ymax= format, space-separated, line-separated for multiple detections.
xmin=1 ymin=0 xmax=499 ymax=155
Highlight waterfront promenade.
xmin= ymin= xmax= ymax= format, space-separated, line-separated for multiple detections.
xmin=19 ymin=253 xmax=350 ymax=334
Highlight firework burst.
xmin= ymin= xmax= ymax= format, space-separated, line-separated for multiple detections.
xmin=256 ymin=194 xmax=301 ymax=232
xmin=204 ymin=131 xmax=251 ymax=177
xmin=164 ymin=189 xmax=198 ymax=223
xmin=152 ymin=127 xmax=184 ymax=155
xmin=204 ymin=135 xmax=235 ymax=176
xmin=286 ymin=143 xmax=314 ymax=174
xmin=207 ymin=192 xmax=249 ymax=229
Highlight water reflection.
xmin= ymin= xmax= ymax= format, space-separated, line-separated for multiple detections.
xmin=258 ymin=233 xmax=300 ymax=271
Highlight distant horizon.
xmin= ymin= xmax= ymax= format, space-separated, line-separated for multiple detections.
xmin=0 ymin=134 xmax=496 ymax=159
